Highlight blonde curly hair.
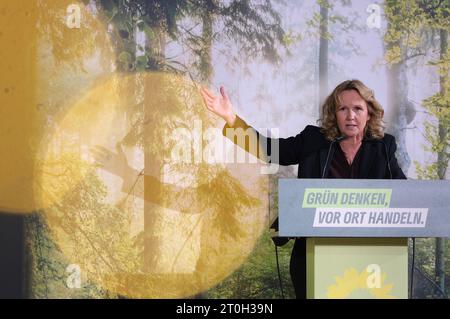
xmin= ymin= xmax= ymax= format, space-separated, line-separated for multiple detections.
xmin=318 ymin=79 xmax=385 ymax=141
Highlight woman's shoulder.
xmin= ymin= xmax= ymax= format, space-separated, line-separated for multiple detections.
xmin=298 ymin=125 xmax=329 ymax=151
xmin=300 ymin=125 xmax=327 ymax=140
xmin=366 ymin=134 xmax=398 ymax=154
xmin=301 ymin=125 xmax=322 ymax=134
xmin=381 ymin=133 xmax=397 ymax=145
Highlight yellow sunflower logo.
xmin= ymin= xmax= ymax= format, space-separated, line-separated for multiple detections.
xmin=326 ymin=267 xmax=396 ymax=299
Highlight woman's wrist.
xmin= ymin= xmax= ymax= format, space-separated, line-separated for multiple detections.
xmin=122 ymin=166 xmax=140 ymax=187
xmin=224 ymin=112 xmax=237 ymax=127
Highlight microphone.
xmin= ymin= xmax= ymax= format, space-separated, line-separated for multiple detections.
xmin=321 ymin=136 xmax=392 ymax=179
xmin=321 ymin=135 xmax=347 ymax=178
xmin=381 ymin=140 xmax=393 ymax=179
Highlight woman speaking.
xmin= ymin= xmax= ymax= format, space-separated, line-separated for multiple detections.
xmin=201 ymin=79 xmax=406 ymax=298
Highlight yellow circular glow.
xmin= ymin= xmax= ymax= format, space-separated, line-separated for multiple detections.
xmin=36 ymin=72 xmax=268 ymax=298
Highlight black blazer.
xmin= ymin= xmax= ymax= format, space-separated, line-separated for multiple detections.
xmin=223 ymin=115 xmax=407 ymax=298
xmin=223 ymin=115 xmax=406 ymax=179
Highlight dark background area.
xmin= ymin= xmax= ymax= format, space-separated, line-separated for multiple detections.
xmin=0 ymin=213 xmax=25 ymax=298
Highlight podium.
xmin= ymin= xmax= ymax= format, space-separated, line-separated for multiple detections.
xmin=278 ymin=179 xmax=450 ymax=299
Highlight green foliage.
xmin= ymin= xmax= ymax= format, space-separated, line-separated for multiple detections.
xmin=282 ymin=29 xmax=303 ymax=47
xmin=410 ymin=0 xmax=449 ymax=298
xmin=415 ymin=39 xmax=449 ymax=180
xmin=206 ymin=231 xmax=295 ymax=299
xmin=216 ymin=0 xmax=287 ymax=65
xmin=415 ymin=238 xmax=436 ymax=277
xmin=384 ymin=0 xmax=427 ymax=65
xmin=27 ymin=0 xmax=289 ymax=299
xmin=118 ymin=51 xmax=132 ymax=63
xmin=384 ymin=0 xmax=450 ymax=65
xmin=29 ymin=153 xmax=142 ymax=298
xmin=25 ymin=213 xmax=112 ymax=298
xmin=96 ymin=0 xmax=287 ymax=75
xmin=301 ymin=0 xmax=365 ymax=64
xmin=36 ymin=0 xmax=113 ymax=71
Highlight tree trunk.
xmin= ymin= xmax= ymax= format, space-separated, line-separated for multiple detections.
xmin=435 ymin=28 xmax=448 ymax=294
xmin=318 ymin=0 xmax=329 ymax=108
xmin=385 ymin=59 xmax=410 ymax=172
xmin=143 ymin=24 xmax=166 ymax=273
xmin=384 ymin=2 xmax=411 ymax=174
xmin=199 ymin=0 xmax=214 ymax=83
xmin=435 ymin=237 xmax=445 ymax=292
xmin=192 ymin=1 xmax=215 ymax=298
xmin=436 ymin=28 xmax=448 ymax=181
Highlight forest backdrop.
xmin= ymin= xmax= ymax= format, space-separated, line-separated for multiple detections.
xmin=1 ymin=0 xmax=448 ymax=299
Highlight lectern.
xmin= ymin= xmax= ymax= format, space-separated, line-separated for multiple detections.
xmin=278 ymin=179 xmax=450 ymax=299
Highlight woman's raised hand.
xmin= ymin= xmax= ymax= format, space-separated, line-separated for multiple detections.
xmin=200 ymin=86 xmax=236 ymax=126
xmin=91 ymin=143 xmax=133 ymax=179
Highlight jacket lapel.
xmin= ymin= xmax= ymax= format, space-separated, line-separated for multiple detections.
xmin=359 ymin=141 xmax=377 ymax=178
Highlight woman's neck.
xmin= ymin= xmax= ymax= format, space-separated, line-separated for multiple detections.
xmin=339 ymin=135 xmax=363 ymax=165
xmin=340 ymin=135 xmax=363 ymax=149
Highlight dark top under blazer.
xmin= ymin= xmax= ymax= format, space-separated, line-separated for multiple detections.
xmin=223 ymin=115 xmax=406 ymax=298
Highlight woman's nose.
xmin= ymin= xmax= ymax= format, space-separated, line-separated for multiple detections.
xmin=346 ymin=110 xmax=356 ymax=120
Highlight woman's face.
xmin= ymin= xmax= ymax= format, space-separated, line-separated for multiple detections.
xmin=336 ymin=89 xmax=370 ymax=140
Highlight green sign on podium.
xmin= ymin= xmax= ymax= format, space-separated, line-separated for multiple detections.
xmin=278 ymin=179 xmax=450 ymax=299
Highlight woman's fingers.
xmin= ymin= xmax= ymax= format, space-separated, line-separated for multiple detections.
xmin=200 ymin=87 xmax=216 ymax=99
xmin=90 ymin=146 xmax=109 ymax=159
xmin=203 ymin=95 xmax=214 ymax=105
xmin=200 ymin=86 xmax=232 ymax=117
xmin=200 ymin=88 xmax=211 ymax=103
xmin=200 ymin=89 xmax=215 ymax=111
xmin=200 ymin=91 xmax=211 ymax=105
xmin=220 ymin=86 xmax=228 ymax=101
xmin=92 ymin=145 xmax=109 ymax=153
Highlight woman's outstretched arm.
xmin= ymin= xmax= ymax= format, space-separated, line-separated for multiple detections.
xmin=91 ymin=144 xmax=202 ymax=214
xmin=201 ymin=86 xmax=305 ymax=166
